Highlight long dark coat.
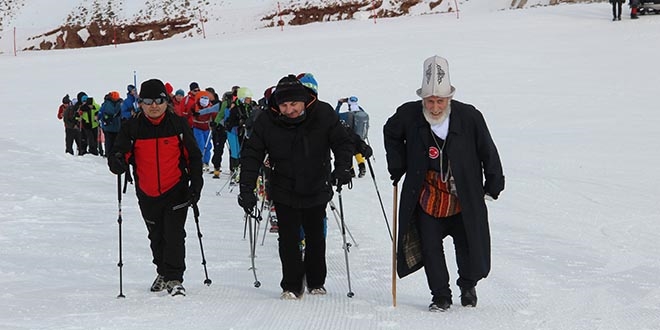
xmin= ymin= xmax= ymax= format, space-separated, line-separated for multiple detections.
xmin=239 ymin=94 xmax=353 ymax=208
xmin=383 ymin=100 xmax=504 ymax=279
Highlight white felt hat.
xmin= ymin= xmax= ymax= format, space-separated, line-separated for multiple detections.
xmin=416 ymin=55 xmax=456 ymax=98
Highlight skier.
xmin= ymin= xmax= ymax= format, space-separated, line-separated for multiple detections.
xmin=384 ymin=56 xmax=504 ymax=312
xmin=238 ymin=74 xmax=353 ymax=299
xmin=108 ymin=78 xmax=203 ymax=297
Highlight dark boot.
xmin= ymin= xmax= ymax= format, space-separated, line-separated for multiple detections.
xmin=460 ymin=286 xmax=478 ymax=307
xmin=429 ymin=296 xmax=452 ymax=312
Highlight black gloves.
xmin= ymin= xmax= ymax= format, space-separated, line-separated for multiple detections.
xmin=360 ymin=143 xmax=373 ymax=159
xmin=389 ymin=168 xmax=405 ymax=186
xmin=238 ymin=184 xmax=257 ymax=214
xmin=210 ymin=121 xmax=218 ymax=129
xmin=108 ymin=153 xmax=128 ymax=175
xmin=331 ymin=168 xmax=352 ymax=187
xmin=189 ymin=178 xmax=203 ymax=204
xmin=238 ymin=192 xmax=257 ymax=214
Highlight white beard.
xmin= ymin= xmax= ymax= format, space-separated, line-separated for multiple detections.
xmin=423 ymin=103 xmax=451 ymax=126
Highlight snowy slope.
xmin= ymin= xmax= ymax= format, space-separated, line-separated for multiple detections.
xmin=1 ymin=2 xmax=660 ymax=329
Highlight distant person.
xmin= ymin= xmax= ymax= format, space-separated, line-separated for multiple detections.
xmin=57 ymin=94 xmax=74 ymax=154
xmin=630 ymin=0 xmax=640 ymax=19
xmin=384 ymin=56 xmax=504 ymax=312
xmin=611 ymin=0 xmax=624 ymax=20
xmin=121 ymin=85 xmax=138 ymax=120
xmin=77 ymin=93 xmax=100 ymax=156
xmin=98 ymin=91 xmax=122 ymax=156
xmin=108 ymin=78 xmax=203 ymax=297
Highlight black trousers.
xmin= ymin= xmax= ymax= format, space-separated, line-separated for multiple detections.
xmin=64 ymin=128 xmax=79 ymax=154
xmin=417 ymin=210 xmax=476 ymax=300
xmin=82 ymin=127 xmax=98 ymax=155
xmin=274 ymin=203 xmax=327 ymax=293
xmin=211 ymin=126 xmax=227 ymax=170
xmin=138 ymin=186 xmax=189 ymax=282
xmin=612 ymin=1 xmax=623 ymax=18
xmin=104 ymin=131 xmax=118 ymax=157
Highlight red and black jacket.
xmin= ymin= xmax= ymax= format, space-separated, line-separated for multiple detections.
xmin=112 ymin=108 xmax=203 ymax=199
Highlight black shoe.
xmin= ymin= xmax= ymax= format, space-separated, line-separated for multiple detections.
xmin=460 ymin=286 xmax=478 ymax=307
xmin=429 ymin=296 xmax=451 ymax=312
xmin=613 ymin=17 xmax=617 ymax=21
xmin=150 ymin=274 xmax=166 ymax=292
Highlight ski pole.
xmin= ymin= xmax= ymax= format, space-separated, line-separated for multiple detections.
xmin=246 ymin=209 xmax=262 ymax=288
xmin=392 ymin=184 xmax=399 ymax=307
xmin=336 ymin=185 xmax=354 ymax=298
xmin=191 ymin=202 xmax=212 ymax=286
xmin=328 ymin=201 xmax=358 ymax=247
xmin=116 ymin=174 xmax=125 ymax=298
xmin=366 ymin=158 xmax=393 ymax=241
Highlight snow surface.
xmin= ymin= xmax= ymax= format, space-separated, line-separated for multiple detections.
xmin=1 ymin=2 xmax=660 ymax=329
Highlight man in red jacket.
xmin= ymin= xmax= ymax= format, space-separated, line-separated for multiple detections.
xmin=108 ymin=78 xmax=203 ymax=297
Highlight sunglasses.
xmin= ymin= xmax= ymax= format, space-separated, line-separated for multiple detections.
xmin=192 ymin=89 xmax=200 ymax=92
xmin=140 ymin=98 xmax=167 ymax=105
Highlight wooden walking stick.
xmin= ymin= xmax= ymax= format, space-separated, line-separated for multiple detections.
xmin=392 ymin=184 xmax=398 ymax=307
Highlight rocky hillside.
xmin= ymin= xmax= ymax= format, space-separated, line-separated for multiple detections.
xmin=0 ymin=0 xmax=596 ymax=51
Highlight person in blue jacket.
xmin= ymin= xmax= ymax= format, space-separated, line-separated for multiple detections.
xmin=121 ymin=84 xmax=138 ymax=120
xmin=98 ymin=91 xmax=123 ymax=155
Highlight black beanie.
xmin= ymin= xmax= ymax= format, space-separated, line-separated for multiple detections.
xmin=62 ymin=94 xmax=71 ymax=104
xmin=189 ymin=82 xmax=200 ymax=91
xmin=273 ymin=74 xmax=309 ymax=106
xmin=139 ymin=79 xmax=168 ymax=99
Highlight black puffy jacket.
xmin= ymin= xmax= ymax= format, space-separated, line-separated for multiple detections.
xmin=239 ymin=94 xmax=353 ymax=208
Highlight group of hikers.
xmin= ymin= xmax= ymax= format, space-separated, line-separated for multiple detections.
xmin=57 ymin=56 xmax=505 ymax=312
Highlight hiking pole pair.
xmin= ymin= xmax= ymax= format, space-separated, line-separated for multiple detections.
xmin=245 ymin=208 xmax=262 ymax=288
xmin=336 ymin=185 xmax=355 ymax=298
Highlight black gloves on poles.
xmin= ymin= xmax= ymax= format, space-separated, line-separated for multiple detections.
xmin=331 ymin=168 xmax=353 ymax=188
xmin=109 ymin=153 xmax=128 ymax=175
xmin=238 ymin=184 xmax=257 ymax=214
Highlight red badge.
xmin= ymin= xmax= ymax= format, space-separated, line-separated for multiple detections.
xmin=429 ymin=146 xmax=439 ymax=159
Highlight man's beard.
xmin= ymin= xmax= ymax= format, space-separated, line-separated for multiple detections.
xmin=423 ymin=103 xmax=451 ymax=126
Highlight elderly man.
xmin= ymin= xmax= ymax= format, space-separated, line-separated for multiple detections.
xmin=384 ymin=56 xmax=504 ymax=312
xmin=238 ymin=74 xmax=353 ymax=300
